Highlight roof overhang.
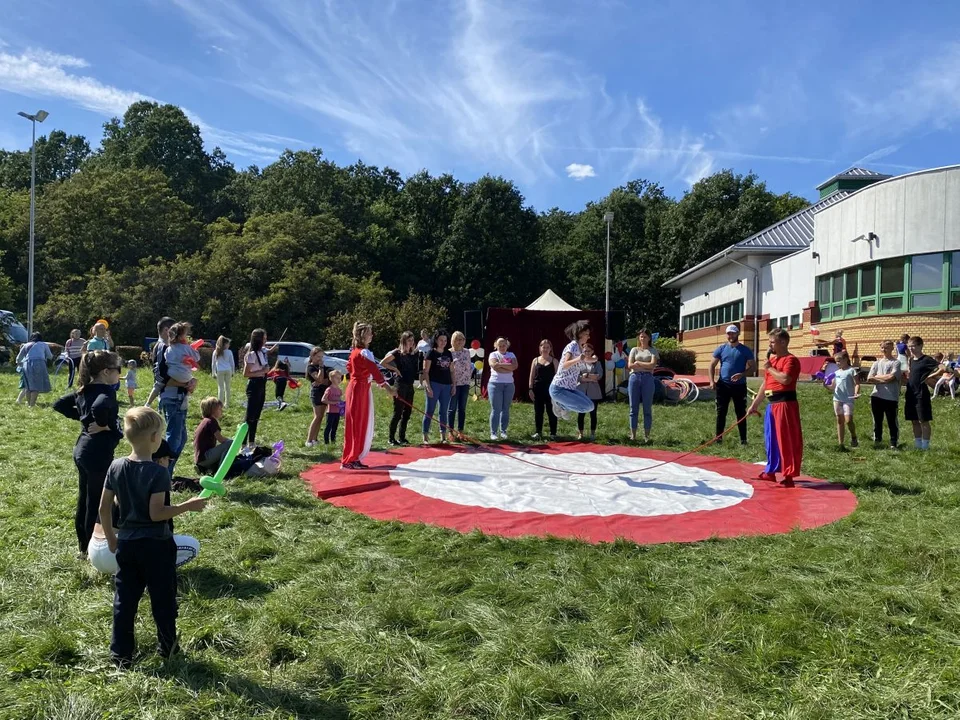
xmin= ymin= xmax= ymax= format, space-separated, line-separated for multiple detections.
xmin=662 ymin=246 xmax=803 ymax=289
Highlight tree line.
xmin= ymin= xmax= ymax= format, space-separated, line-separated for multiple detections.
xmin=0 ymin=101 xmax=809 ymax=357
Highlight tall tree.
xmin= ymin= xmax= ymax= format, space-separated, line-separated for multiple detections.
xmin=436 ymin=175 xmax=540 ymax=323
xmin=0 ymin=130 xmax=91 ymax=191
xmin=99 ymin=101 xmax=234 ymax=221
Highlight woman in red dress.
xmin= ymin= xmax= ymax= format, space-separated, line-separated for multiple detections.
xmin=341 ymin=322 xmax=396 ymax=469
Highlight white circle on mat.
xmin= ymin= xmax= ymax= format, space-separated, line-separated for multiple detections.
xmin=389 ymin=451 xmax=753 ymax=517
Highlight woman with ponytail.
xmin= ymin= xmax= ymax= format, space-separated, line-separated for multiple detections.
xmin=53 ymin=350 xmax=125 ymax=557
xmin=341 ymin=322 xmax=396 ymax=469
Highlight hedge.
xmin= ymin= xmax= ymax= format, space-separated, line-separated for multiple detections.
xmin=658 ymin=349 xmax=697 ymax=375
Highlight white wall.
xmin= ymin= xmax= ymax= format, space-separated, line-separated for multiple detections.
xmin=761 ymin=248 xmax=815 ymax=320
xmin=812 ymin=166 xmax=960 ymax=274
xmin=678 ymin=259 xmax=753 ymax=322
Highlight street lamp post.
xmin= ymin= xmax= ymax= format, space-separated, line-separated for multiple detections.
xmin=603 ymin=211 xmax=614 ymax=336
xmin=17 ymin=109 xmax=49 ymax=335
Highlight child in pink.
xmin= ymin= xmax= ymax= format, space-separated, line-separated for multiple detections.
xmin=322 ymin=371 xmax=344 ymax=444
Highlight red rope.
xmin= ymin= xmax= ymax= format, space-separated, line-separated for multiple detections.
xmin=388 ymin=389 xmax=750 ymax=479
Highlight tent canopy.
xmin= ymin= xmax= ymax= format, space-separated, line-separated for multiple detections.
xmin=525 ymin=289 xmax=579 ymax=311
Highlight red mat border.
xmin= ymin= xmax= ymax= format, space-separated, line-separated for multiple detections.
xmin=300 ymin=443 xmax=857 ymax=545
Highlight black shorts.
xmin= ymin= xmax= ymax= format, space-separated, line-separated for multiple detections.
xmin=904 ymin=388 xmax=932 ymax=422
xmin=311 ymin=387 xmax=327 ymax=407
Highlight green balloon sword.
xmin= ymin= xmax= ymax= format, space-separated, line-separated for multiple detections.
xmin=198 ymin=422 xmax=249 ymax=499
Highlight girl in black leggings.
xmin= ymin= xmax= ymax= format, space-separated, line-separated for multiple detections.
xmin=243 ymin=328 xmax=269 ymax=444
xmin=53 ymin=351 xmax=124 ymax=555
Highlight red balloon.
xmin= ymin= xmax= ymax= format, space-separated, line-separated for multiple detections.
xmin=604 ymin=351 xmax=613 ymax=361
xmin=470 ymin=339 xmax=481 ymax=349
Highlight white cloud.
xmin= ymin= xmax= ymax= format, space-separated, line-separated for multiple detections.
xmin=565 ymin=162 xmax=595 ymax=180
xmin=0 ymin=48 xmax=152 ymax=115
xmin=0 ymin=45 xmax=302 ymax=163
xmin=844 ymin=42 xmax=960 ymax=139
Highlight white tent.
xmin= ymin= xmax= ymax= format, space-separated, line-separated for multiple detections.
xmin=525 ymin=289 xmax=580 ymax=311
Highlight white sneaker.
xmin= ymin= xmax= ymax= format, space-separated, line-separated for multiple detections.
xmin=305 ymin=440 xmax=317 ymax=448
xmin=278 ymin=401 xmax=288 ymax=411
xmin=499 ymin=431 xmax=508 ymax=440
xmin=490 ymin=434 xmax=499 ymax=441
xmin=531 ymin=433 xmax=541 ymax=440
xmin=553 ymin=402 xmax=570 ymax=421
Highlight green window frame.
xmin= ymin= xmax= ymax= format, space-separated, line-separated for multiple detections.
xmin=816 ymin=252 xmax=960 ymax=320
xmin=682 ymin=299 xmax=745 ymax=333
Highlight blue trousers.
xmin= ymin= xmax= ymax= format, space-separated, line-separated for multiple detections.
xmin=159 ymin=396 xmax=188 ymax=478
xmin=549 ymin=385 xmax=595 ymax=414
xmin=448 ymin=384 xmax=469 ymax=432
xmin=628 ymin=372 xmax=655 ymax=433
xmin=423 ymin=382 xmax=451 ymax=436
xmin=488 ymin=383 xmax=514 ymax=434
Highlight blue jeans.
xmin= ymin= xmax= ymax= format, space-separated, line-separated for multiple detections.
xmin=549 ymin=385 xmax=595 ymax=414
xmin=448 ymin=384 xmax=469 ymax=432
xmin=628 ymin=372 xmax=655 ymax=433
xmin=159 ymin=396 xmax=188 ymax=477
xmin=423 ymin=382 xmax=451 ymax=436
xmin=488 ymin=383 xmax=514 ymax=435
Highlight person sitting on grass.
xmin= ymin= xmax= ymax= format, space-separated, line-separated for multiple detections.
xmin=98 ymin=406 xmax=207 ymax=668
xmin=826 ymin=350 xmax=860 ymax=449
xmin=88 ymin=439 xmax=200 ymax=575
xmin=194 ymin=396 xmax=264 ymax=476
xmin=933 ymin=353 xmax=958 ymax=400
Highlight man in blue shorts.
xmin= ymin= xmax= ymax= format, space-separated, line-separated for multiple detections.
xmin=709 ymin=324 xmax=755 ymax=444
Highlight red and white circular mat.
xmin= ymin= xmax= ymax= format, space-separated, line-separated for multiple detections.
xmin=300 ymin=443 xmax=857 ymax=545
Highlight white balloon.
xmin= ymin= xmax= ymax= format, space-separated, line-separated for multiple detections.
xmin=475 ymin=348 xmax=486 ymax=358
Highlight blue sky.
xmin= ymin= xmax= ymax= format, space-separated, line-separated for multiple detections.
xmin=1 ymin=0 xmax=959 ymax=211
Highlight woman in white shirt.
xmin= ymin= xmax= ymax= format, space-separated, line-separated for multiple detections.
xmin=487 ymin=337 xmax=518 ymax=440
xmin=212 ymin=335 xmax=235 ymax=407
xmin=627 ymin=329 xmax=660 ymax=443
xmin=549 ymin=321 xmax=599 ymax=421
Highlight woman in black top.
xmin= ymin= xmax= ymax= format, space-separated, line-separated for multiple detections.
xmin=53 ymin=350 xmax=124 ymax=555
xmin=421 ymin=329 xmax=453 ymax=444
xmin=305 ymin=347 xmax=331 ymax=447
xmin=528 ymin=339 xmax=559 ymax=440
xmin=382 ymin=331 xmax=420 ymax=445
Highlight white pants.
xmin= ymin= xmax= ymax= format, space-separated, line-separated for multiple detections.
xmin=88 ymin=534 xmax=200 ymax=575
xmin=934 ymin=376 xmax=956 ymax=399
xmin=216 ymin=370 xmax=233 ymax=406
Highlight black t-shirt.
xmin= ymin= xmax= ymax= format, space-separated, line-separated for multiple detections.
xmin=53 ymin=384 xmax=123 ymax=444
xmin=307 ymin=363 xmax=330 ymax=388
xmin=907 ymin=355 xmax=938 ymax=397
xmin=388 ymin=349 xmax=420 ymax=384
xmin=104 ymin=458 xmax=172 ymax=540
xmin=427 ymin=349 xmax=453 ymax=385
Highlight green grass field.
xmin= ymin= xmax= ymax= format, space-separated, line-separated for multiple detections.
xmin=1 ymin=370 xmax=959 ymax=719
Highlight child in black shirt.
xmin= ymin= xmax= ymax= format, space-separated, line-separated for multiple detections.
xmin=99 ymin=406 xmax=207 ymax=667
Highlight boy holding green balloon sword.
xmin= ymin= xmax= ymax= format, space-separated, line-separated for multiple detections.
xmin=99 ymin=407 xmax=207 ymax=667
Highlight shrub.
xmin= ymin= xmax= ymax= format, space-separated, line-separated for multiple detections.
xmin=654 ymin=336 xmax=680 ymax=351
xmin=658 ymin=349 xmax=696 ymax=375
xmin=115 ymin=346 xmax=145 ymax=365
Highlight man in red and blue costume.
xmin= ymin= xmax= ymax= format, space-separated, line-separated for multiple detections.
xmin=748 ymin=327 xmax=803 ymax=488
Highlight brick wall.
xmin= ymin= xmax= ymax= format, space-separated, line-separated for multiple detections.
xmin=679 ymin=304 xmax=960 ymax=373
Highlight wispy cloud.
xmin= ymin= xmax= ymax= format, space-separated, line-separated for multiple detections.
xmin=167 ymin=0 xmax=721 ymax=184
xmin=565 ymin=163 xmax=595 ymax=180
xmin=844 ymin=42 xmax=960 ymax=139
xmin=0 ymin=47 xmax=152 ymax=115
xmin=0 ymin=46 xmax=302 ymax=162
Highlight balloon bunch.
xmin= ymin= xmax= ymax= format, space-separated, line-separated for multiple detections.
xmin=198 ymin=422 xmax=249 ymax=499
xmin=606 ymin=341 xmax=628 ymax=370
xmin=469 ymin=339 xmax=485 ymax=372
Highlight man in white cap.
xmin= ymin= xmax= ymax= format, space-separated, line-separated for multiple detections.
xmin=709 ymin=324 xmax=755 ymax=444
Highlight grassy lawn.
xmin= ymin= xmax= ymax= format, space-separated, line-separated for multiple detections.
xmin=1 ymin=370 xmax=959 ymax=719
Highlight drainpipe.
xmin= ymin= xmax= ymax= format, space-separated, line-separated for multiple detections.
xmin=726 ymin=253 xmax=761 ymax=373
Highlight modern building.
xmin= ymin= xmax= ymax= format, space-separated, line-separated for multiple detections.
xmin=664 ymin=165 xmax=960 ymax=372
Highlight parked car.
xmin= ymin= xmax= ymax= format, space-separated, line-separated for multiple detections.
xmin=0 ymin=310 xmax=28 ymax=344
xmin=265 ymin=341 xmax=315 ymax=376
xmin=323 ymin=349 xmax=350 ymax=375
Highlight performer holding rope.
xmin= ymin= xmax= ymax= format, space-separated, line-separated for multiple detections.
xmin=549 ymin=320 xmax=598 ymax=421
xmin=747 ymin=328 xmax=802 ymax=488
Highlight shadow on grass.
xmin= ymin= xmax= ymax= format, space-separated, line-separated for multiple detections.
xmin=179 ymin=566 xmax=273 ymax=600
xmin=226 ymin=488 xmax=317 ymax=509
xmin=857 ymin=476 xmax=924 ymax=496
xmin=156 ymin=657 xmax=349 ymax=719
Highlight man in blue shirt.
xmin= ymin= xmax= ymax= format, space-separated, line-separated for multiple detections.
xmin=709 ymin=325 xmax=756 ymax=444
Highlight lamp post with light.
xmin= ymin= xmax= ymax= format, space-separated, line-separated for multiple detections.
xmin=17 ymin=109 xmax=49 ymax=335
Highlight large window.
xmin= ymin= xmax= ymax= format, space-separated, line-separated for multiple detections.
xmin=682 ymin=299 xmax=744 ymax=331
xmin=817 ymin=252 xmax=960 ymax=320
